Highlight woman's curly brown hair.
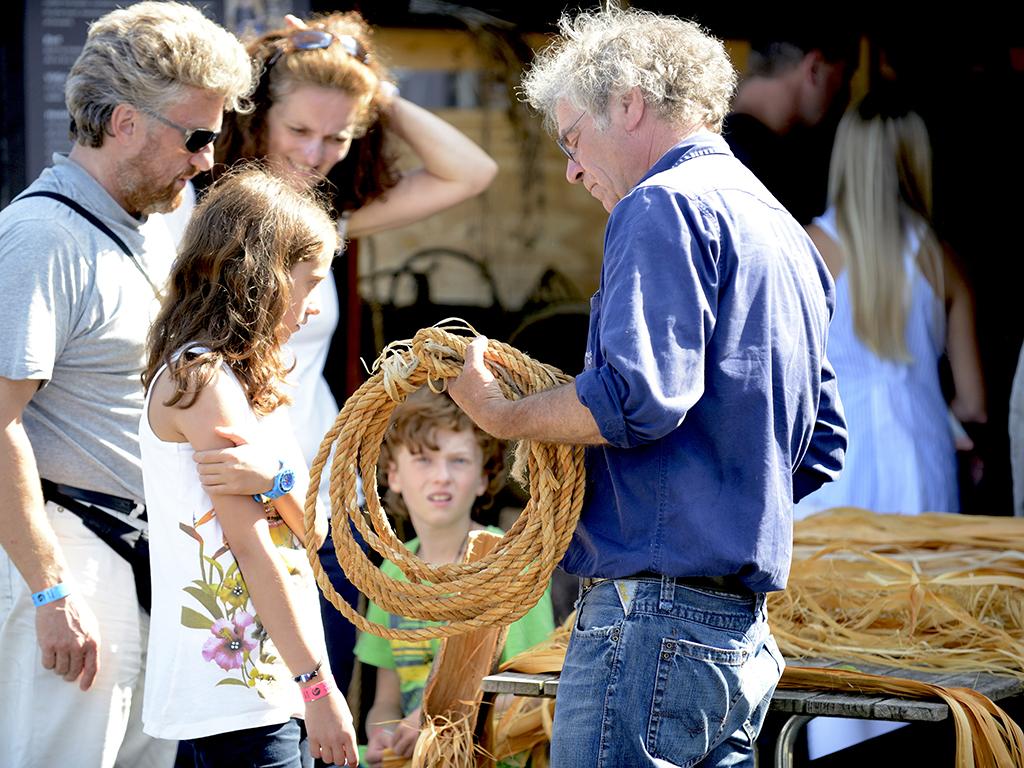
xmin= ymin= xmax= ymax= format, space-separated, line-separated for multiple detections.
xmin=378 ymin=390 xmax=505 ymax=522
xmin=142 ymin=164 xmax=337 ymax=414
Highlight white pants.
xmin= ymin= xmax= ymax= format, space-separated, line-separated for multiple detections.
xmin=0 ymin=502 xmax=177 ymax=768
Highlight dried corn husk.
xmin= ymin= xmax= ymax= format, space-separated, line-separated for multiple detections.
xmin=381 ymin=531 xmax=506 ymax=768
xmin=489 ymin=696 xmax=555 ymax=762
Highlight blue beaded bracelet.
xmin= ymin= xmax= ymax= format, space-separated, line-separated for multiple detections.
xmin=31 ymin=583 xmax=69 ymax=607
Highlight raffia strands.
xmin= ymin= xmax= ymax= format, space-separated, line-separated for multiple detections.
xmin=772 ymin=508 xmax=1024 ymax=679
xmin=490 ymin=696 xmax=555 ymax=766
xmin=777 ymin=667 xmax=1024 ymax=768
xmin=303 ymin=320 xmax=587 ymax=640
xmin=379 ymin=714 xmax=478 ymax=768
xmin=412 ymin=714 xmax=478 ymax=768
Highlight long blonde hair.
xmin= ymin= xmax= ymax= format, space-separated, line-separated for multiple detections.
xmin=829 ymin=88 xmax=943 ymax=361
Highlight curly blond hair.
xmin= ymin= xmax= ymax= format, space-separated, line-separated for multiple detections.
xmin=520 ymin=7 xmax=736 ymax=134
xmin=66 ymin=1 xmax=255 ymax=147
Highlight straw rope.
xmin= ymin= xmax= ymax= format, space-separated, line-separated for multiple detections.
xmin=303 ymin=322 xmax=586 ymax=640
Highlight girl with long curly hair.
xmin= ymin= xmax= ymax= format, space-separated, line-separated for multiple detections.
xmin=141 ymin=166 xmax=355 ymax=767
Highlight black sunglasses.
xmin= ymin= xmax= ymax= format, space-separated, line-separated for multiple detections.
xmin=264 ymin=28 xmax=370 ymax=71
xmin=140 ymin=106 xmax=218 ymax=153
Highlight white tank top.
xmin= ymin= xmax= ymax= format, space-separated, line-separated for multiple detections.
xmin=139 ymin=357 xmax=323 ymax=739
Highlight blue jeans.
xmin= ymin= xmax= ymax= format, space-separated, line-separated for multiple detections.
xmin=550 ymin=577 xmax=783 ymax=768
xmin=187 ymin=718 xmax=311 ymax=768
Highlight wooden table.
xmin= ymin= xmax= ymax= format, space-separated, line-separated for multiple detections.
xmin=481 ymin=659 xmax=1024 ymax=767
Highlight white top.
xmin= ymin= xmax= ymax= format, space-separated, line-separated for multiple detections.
xmin=795 ymin=207 xmax=957 ymax=518
xmin=140 ymin=359 xmax=323 ymax=740
xmin=282 ymin=269 xmax=341 ymax=469
xmin=281 ymin=213 xmax=354 ymax=516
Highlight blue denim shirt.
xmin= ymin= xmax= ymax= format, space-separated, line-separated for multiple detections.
xmin=568 ymin=132 xmax=846 ymax=593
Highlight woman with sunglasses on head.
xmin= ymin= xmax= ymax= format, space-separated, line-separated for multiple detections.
xmin=197 ymin=11 xmax=498 ymax=704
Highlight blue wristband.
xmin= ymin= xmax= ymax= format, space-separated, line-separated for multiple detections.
xmin=31 ymin=583 xmax=69 ymax=607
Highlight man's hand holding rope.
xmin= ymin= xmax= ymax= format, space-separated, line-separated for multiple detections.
xmin=449 ymin=336 xmax=606 ymax=446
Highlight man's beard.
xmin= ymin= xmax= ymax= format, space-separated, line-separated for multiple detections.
xmin=115 ymin=150 xmax=188 ymax=216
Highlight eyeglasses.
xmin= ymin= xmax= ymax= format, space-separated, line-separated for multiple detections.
xmin=557 ymin=111 xmax=586 ymax=162
xmin=264 ymin=28 xmax=370 ymax=72
xmin=139 ymin=106 xmax=219 ymax=153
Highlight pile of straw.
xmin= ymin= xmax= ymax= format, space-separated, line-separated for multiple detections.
xmin=772 ymin=508 xmax=1024 ymax=678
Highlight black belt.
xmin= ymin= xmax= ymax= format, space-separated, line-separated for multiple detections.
xmin=40 ymin=479 xmax=144 ymax=519
xmin=39 ymin=478 xmax=151 ymax=613
xmin=580 ymin=572 xmax=748 ymax=594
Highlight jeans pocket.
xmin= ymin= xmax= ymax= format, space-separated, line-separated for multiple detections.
xmin=574 ymin=583 xmax=624 ymax=637
xmin=646 ymin=635 xmax=750 ymax=765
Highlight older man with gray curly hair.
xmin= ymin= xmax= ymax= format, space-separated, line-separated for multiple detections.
xmin=449 ymin=8 xmax=847 ymax=766
xmin=0 ymin=4 xmax=254 ymax=767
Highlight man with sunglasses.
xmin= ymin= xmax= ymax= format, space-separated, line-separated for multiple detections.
xmin=0 ymin=4 xmax=253 ymax=767
xmin=450 ymin=8 xmax=846 ymax=767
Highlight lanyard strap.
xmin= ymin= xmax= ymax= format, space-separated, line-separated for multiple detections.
xmin=16 ymin=190 xmax=163 ymax=300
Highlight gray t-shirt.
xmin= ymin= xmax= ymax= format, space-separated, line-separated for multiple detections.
xmin=0 ymin=154 xmax=175 ymax=503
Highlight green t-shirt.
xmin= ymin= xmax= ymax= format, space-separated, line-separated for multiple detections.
xmin=354 ymin=526 xmax=555 ymax=716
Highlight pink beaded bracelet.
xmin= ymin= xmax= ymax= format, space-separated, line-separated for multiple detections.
xmin=301 ymin=675 xmax=334 ymax=703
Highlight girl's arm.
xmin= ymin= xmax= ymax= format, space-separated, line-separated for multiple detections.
xmin=167 ymin=368 xmax=356 ymax=765
xmin=190 ymin=426 xmax=324 ymax=548
xmin=806 ymin=222 xmax=844 ymax=280
xmin=943 ymin=243 xmax=987 ymax=425
xmin=345 ymin=96 xmax=498 ymax=238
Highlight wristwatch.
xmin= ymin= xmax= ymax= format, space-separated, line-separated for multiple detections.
xmin=253 ymin=461 xmax=295 ymax=503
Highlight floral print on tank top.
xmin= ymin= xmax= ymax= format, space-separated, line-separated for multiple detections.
xmin=178 ymin=502 xmax=300 ymax=696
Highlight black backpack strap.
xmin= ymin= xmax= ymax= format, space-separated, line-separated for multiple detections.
xmin=18 ymin=190 xmax=134 ymax=259
xmin=15 ymin=190 xmax=163 ymax=297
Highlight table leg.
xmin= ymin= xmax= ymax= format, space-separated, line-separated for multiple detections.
xmin=774 ymin=715 xmax=812 ymax=768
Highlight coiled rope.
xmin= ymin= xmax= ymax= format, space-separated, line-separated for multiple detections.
xmin=303 ymin=323 xmax=586 ymax=640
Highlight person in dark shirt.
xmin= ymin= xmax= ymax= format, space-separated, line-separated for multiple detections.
xmin=723 ymin=29 xmax=858 ymax=224
xmin=448 ymin=8 xmax=847 ymax=767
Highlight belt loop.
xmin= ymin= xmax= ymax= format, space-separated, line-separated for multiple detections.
xmin=659 ymin=574 xmax=674 ymax=610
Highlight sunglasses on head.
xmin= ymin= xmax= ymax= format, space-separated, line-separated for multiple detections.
xmin=264 ymin=28 xmax=370 ymax=71
xmin=139 ymin=106 xmax=219 ymax=153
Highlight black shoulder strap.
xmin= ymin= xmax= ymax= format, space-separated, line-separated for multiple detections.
xmin=18 ymin=190 xmax=134 ymax=258
xmin=16 ymin=190 xmax=163 ymax=297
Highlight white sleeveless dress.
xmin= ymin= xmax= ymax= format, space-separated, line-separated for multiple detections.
xmin=794 ymin=207 xmax=958 ymax=519
xmin=795 ymin=208 xmax=957 ymax=758
xmin=139 ymin=358 xmax=323 ymax=740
